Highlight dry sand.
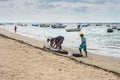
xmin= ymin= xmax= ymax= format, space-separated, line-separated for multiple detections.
xmin=0 ymin=28 xmax=120 ymax=74
xmin=0 ymin=28 xmax=120 ymax=80
xmin=0 ymin=34 xmax=119 ymax=80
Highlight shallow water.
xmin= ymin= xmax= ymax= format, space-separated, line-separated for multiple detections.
xmin=1 ymin=23 xmax=120 ymax=58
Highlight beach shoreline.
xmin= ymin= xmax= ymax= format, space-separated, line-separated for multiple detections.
xmin=0 ymin=27 xmax=120 ymax=77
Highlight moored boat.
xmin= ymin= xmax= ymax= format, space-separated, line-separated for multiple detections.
xmin=51 ymin=23 xmax=66 ymax=29
xmin=112 ymin=25 xmax=117 ymax=29
xmin=32 ymin=24 xmax=39 ymax=27
xmin=81 ymin=24 xmax=89 ymax=27
xmin=96 ymin=23 xmax=102 ymax=26
xmin=107 ymin=28 xmax=113 ymax=33
xmin=66 ymin=28 xmax=81 ymax=32
xmin=17 ymin=23 xmax=27 ymax=26
xmin=106 ymin=25 xmax=110 ymax=27
xmin=117 ymin=28 xmax=120 ymax=30
xmin=40 ymin=24 xmax=50 ymax=27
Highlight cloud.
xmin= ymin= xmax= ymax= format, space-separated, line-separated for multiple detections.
xmin=0 ymin=0 xmax=120 ymax=12
xmin=106 ymin=1 xmax=120 ymax=10
xmin=0 ymin=0 xmax=9 ymax=2
xmin=33 ymin=1 xmax=99 ymax=13
xmin=85 ymin=0 xmax=105 ymax=3
xmin=0 ymin=0 xmax=120 ymax=22
xmin=0 ymin=0 xmax=36 ymax=9
xmin=32 ymin=0 xmax=120 ymax=13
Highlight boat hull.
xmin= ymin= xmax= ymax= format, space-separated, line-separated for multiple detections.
xmin=66 ymin=28 xmax=81 ymax=32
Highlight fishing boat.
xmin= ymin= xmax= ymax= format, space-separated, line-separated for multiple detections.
xmin=17 ymin=23 xmax=27 ymax=26
xmin=112 ymin=25 xmax=117 ymax=29
xmin=81 ymin=24 xmax=89 ymax=27
xmin=21 ymin=24 xmax=27 ymax=26
xmin=96 ymin=23 xmax=102 ymax=26
xmin=51 ymin=23 xmax=66 ymax=29
xmin=32 ymin=24 xmax=39 ymax=27
xmin=106 ymin=25 xmax=110 ymax=27
xmin=66 ymin=28 xmax=81 ymax=32
xmin=107 ymin=28 xmax=113 ymax=33
xmin=0 ymin=23 xmax=3 ymax=25
xmin=118 ymin=28 xmax=120 ymax=31
xmin=66 ymin=24 xmax=81 ymax=32
xmin=40 ymin=24 xmax=50 ymax=27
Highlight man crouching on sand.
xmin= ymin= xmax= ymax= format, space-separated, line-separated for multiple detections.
xmin=47 ymin=36 xmax=64 ymax=50
xmin=79 ymin=32 xmax=87 ymax=57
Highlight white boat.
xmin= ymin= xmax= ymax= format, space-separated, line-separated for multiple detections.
xmin=17 ymin=23 xmax=27 ymax=26
xmin=112 ymin=25 xmax=117 ymax=29
xmin=81 ymin=24 xmax=89 ymax=27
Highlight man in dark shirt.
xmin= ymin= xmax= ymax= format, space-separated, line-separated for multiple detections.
xmin=47 ymin=36 xmax=64 ymax=50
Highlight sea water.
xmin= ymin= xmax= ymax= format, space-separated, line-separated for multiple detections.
xmin=1 ymin=23 xmax=120 ymax=58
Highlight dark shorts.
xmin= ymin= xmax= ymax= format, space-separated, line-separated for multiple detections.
xmin=79 ymin=45 xmax=87 ymax=51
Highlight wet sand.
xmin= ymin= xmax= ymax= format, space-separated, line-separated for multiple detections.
xmin=0 ymin=27 xmax=120 ymax=80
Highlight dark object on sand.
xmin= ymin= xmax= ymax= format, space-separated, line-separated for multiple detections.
xmin=43 ymin=45 xmax=68 ymax=54
xmin=107 ymin=28 xmax=113 ymax=33
xmin=72 ymin=53 xmax=83 ymax=57
xmin=55 ymin=50 xmax=68 ymax=54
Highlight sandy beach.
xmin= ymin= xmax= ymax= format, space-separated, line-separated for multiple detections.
xmin=0 ymin=28 xmax=120 ymax=80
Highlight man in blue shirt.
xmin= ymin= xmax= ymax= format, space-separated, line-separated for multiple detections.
xmin=79 ymin=32 xmax=87 ymax=57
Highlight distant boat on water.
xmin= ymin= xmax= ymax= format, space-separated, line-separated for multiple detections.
xmin=66 ymin=24 xmax=81 ymax=32
xmin=40 ymin=24 xmax=50 ymax=27
xmin=106 ymin=25 xmax=110 ymax=27
xmin=17 ymin=23 xmax=27 ymax=26
xmin=112 ymin=25 xmax=117 ymax=29
xmin=96 ymin=23 xmax=102 ymax=26
xmin=51 ymin=23 xmax=66 ymax=29
xmin=66 ymin=28 xmax=81 ymax=32
xmin=107 ymin=28 xmax=113 ymax=33
xmin=81 ymin=24 xmax=89 ymax=27
xmin=118 ymin=28 xmax=120 ymax=30
xmin=32 ymin=24 xmax=39 ymax=27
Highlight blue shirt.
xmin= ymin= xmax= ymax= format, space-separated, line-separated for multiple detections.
xmin=81 ymin=36 xmax=86 ymax=46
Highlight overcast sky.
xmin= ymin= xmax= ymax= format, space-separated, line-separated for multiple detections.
xmin=0 ymin=0 xmax=120 ymax=23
